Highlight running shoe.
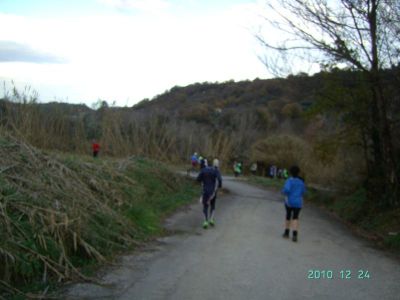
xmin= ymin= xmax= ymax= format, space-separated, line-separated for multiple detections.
xmin=282 ymin=232 xmax=289 ymax=238
xmin=209 ymin=219 xmax=215 ymax=227
xmin=292 ymin=235 xmax=298 ymax=242
xmin=203 ymin=221 xmax=209 ymax=229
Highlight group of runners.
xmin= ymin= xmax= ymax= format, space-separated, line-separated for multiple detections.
xmin=269 ymin=165 xmax=289 ymax=179
xmin=193 ymin=152 xmax=306 ymax=242
xmin=91 ymin=144 xmax=304 ymax=241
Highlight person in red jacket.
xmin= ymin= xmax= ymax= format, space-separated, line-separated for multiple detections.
xmin=92 ymin=139 xmax=100 ymax=158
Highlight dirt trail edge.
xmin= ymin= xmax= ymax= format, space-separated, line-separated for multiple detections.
xmin=65 ymin=176 xmax=400 ymax=300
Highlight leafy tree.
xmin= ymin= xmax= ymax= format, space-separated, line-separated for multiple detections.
xmin=258 ymin=0 xmax=400 ymax=205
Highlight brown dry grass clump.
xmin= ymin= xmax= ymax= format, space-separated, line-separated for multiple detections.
xmin=0 ymin=131 xmax=196 ymax=298
xmin=251 ymin=134 xmax=364 ymax=188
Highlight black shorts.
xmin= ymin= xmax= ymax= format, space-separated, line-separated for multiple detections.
xmin=285 ymin=205 xmax=301 ymax=220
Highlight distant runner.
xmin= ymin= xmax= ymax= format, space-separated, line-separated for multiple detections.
xmin=191 ymin=152 xmax=199 ymax=168
xmin=250 ymin=163 xmax=257 ymax=175
xmin=282 ymin=168 xmax=289 ymax=179
xmin=187 ymin=152 xmax=199 ymax=175
xmin=281 ymin=166 xmax=306 ymax=242
xmin=92 ymin=140 xmax=100 ymax=158
xmin=233 ymin=161 xmax=241 ymax=177
xmin=197 ymin=159 xmax=222 ymax=229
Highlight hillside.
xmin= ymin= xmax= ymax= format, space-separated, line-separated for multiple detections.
xmin=132 ymin=75 xmax=319 ymax=131
xmin=0 ymin=72 xmax=329 ymax=162
xmin=0 ymin=68 xmax=398 ymax=187
xmin=133 ymin=75 xmax=317 ymax=113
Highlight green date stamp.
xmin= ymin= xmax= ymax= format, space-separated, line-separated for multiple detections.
xmin=307 ymin=269 xmax=370 ymax=279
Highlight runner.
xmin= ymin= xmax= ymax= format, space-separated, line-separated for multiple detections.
xmin=191 ymin=152 xmax=199 ymax=168
xmin=197 ymin=159 xmax=222 ymax=229
xmin=92 ymin=139 xmax=100 ymax=158
xmin=198 ymin=155 xmax=204 ymax=170
xmin=187 ymin=152 xmax=199 ymax=175
xmin=250 ymin=162 xmax=257 ymax=176
xmin=282 ymin=168 xmax=289 ymax=179
xmin=233 ymin=161 xmax=240 ymax=177
xmin=208 ymin=158 xmax=222 ymax=227
xmin=281 ymin=165 xmax=306 ymax=242
xmin=200 ymin=157 xmax=207 ymax=169
xmin=270 ymin=165 xmax=277 ymax=178
xmin=237 ymin=162 xmax=242 ymax=176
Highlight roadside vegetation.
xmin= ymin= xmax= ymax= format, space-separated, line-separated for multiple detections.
xmin=0 ymin=132 xmax=198 ymax=299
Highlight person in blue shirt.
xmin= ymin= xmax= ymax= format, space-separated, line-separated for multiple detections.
xmin=282 ymin=165 xmax=306 ymax=242
xmin=197 ymin=158 xmax=222 ymax=229
xmin=191 ymin=152 xmax=199 ymax=167
xmin=187 ymin=152 xmax=199 ymax=176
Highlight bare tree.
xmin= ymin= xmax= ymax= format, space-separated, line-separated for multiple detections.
xmin=258 ymin=0 xmax=399 ymax=205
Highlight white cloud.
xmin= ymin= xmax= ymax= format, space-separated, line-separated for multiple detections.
xmin=0 ymin=40 xmax=66 ymax=63
xmin=0 ymin=2 xmax=270 ymax=106
xmin=98 ymin=0 xmax=171 ymax=13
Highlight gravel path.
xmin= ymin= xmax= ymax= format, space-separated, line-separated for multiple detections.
xmin=66 ymin=176 xmax=400 ymax=300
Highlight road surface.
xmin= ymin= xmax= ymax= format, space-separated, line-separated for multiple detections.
xmin=66 ymin=176 xmax=400 ymax=300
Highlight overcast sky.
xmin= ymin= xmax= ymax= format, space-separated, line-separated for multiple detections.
xmin=0 ymin=0 xmax=272 ymax=107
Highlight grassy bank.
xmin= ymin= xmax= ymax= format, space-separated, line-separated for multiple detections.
xmin=0 ymin=135 xmax=198 ymax=299
xmin=307 ymin=188 xmax=400 ymax=254
xmin=248 ymin=176 xmax=400 ymax=254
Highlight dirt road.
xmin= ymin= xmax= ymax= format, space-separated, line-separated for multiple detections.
xmin=66 ymin=176 xmax=400 ymax=300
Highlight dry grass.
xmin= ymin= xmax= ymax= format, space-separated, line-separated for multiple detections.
xmin=251 ymin=134 xmax=365 ymax=189
xmin=0 ymin=133 xmax=135 ymax=291
xmin=1 ymin=84 xmax=366 ymax=189
xmin=0 ymin=95 xmax=237 ymax=166
xmin=0 ymin=130 xmax=196 ymax=298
